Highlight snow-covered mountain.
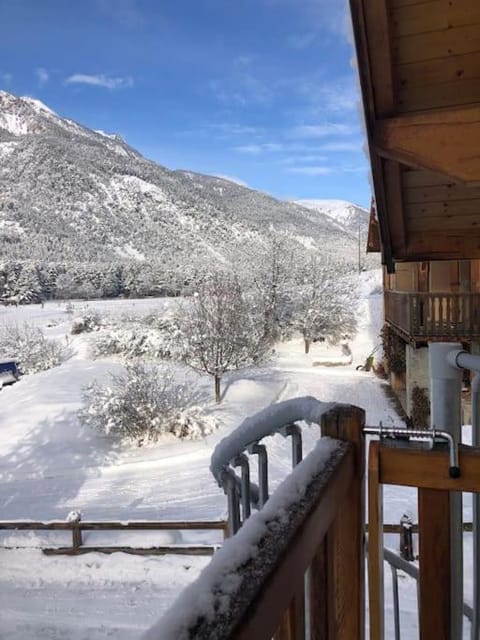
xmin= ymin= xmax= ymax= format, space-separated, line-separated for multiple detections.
xmin=0 ymin=91 xmax=365 ymax=272
xmin=294 ymin=199 xmax=369 ymax=236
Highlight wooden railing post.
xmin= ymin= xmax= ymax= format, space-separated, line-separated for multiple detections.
xmin=318 ymin=405 xmax=366 ymax=639
xmin=71 ymin=522 xmax=82 ymax=551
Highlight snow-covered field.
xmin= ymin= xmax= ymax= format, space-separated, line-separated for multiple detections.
xmin=0 ymin=271 xmax=469 ymax=639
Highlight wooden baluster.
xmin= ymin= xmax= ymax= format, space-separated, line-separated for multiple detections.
xmin=367 ymin=441 xmax=384 ymax=640
xmin=310 ymin=539 xmax=330 ymax=640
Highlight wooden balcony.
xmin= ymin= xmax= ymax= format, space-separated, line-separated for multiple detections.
xmin=384 ymin=291 xmax=480 ymax=342
xmin=144 ymin=404 xmax=480 ymax=639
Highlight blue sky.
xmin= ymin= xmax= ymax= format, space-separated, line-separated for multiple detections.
xmin=0 ymin=0 xmax=371 ymax=207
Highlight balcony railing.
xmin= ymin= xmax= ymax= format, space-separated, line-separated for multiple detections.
xmin=144 ymin=402 xmax=366 ymax=640
xmin=142 ymin=375 xmax=480 ymax=639
xmin=384 ymin=290 xmax=480 ymax=340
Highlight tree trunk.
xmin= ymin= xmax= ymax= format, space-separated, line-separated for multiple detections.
xmin=304 ymin=338 xmax=310 ymax=354
xmin=214 ymin=374 xmax=221 ymax=403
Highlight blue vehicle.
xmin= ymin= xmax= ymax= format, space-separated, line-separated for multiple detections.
xmin=0 ymin=360 xmax=21 ymax=388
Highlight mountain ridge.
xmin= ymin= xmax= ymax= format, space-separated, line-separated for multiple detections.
xmin=0 ymin=91 xmax=372 ymax=277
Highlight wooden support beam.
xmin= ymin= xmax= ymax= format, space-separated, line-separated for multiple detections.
xmin=418 ymin=489 xmax=451 ymax=640
xmin=349 ymin=0 xmax=398 ymax=271
xmin=384 ymin=159 xmax=407 ymax=253
xmin=374 ymin=106 xmax=480 ymax=183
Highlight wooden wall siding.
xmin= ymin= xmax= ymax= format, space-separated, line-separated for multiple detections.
xmin=389 ymin=0 xmax=480 ymax=112
xmin=404 ymin=184 xmax=480 ymax=205
xmin=397 ymin=80 xmax=480 ymax=113
xmin=392 ymin=23 xmax=480 ymax=65
xmin=405 ymin=233 xmax=480 ymax=260
xmin=402 ymin=169 xmax=458 ymax=188
xmin=396 ymin=51 xmax=480 ymax=93
xmin=390 ymin=0 xmax=480 ymax=38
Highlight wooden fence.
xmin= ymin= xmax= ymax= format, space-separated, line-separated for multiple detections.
xmin=0 ymin=519 xmax=229 ymax=556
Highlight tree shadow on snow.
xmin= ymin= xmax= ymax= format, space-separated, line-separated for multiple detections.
xmin=0 ymin=411 xmax=119 ymax=520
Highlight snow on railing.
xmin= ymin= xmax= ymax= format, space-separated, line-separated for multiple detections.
xmin=143 ymin=402 xmax=366 ymax=640
xmin=144 ymin=438 xmax=349 ymax=640
xmin=210 ymin=396 xmax=336 ymax=535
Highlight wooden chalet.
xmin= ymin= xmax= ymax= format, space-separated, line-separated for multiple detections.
xmin=353 ymin=0 xmax=480 ymax=423
xmin=350 ymin=0 xmax=480 ymax=270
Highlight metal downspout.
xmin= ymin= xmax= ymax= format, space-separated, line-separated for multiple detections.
xmin=471 ymin=373 xmax=480 ymax=640
xmin=429 ymin=343 xmax=463 ymax=639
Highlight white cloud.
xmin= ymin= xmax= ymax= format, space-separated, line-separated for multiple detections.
xmin=95 ymin=0 xmax=144 ymax=26
xmin=262 ymin=143 xmax=284 ymax=152
xmin=210 ymin=123 xmax=262 ymax=137
xmin=317 ymin=141 xmax=362 ymax=152
xmin=287 ymin=32 xmax=316 ymax=49
xmin=65 ymin=74 xmax=134 ymax=90
xmin=289 ymin=123 xmax=354 ymax=138
xmin=36 ymin=67 xmax=49 ymax=86
xmin=317 ymin=77 xmax=358 ymax=113
xmin=215 ymin=174 xmax=248 ymax=187
xmin=290 ymin=73 xmax=358 ymax=115
xmin=234 ymin=55 xmax=254 ymax=67
xmin=233 ymin=142 xmax=284 ymax=154
xmin=233 ymin=144 xmax=263 ymax=154
xmin=281 ymin=154 xmax=328 ymax=164
xmin=209 ymin=69 xmax=272 ymax=106
xmin=262 ymin=0 xmax=349 ymax=39
xmin=1 ymin=72 xmax=12 ymax=85
xmin=287 ymin=166 xmax=334 ymax=176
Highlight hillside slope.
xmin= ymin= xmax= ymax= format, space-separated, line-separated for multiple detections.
xmin=0 ymin=91 xmax=358 ymax=268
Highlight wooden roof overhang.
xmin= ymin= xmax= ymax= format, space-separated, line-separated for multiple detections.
xmin=349 ymin=0 xmax=480 ymax=271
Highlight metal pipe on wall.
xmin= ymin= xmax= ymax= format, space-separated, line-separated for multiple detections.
xmin=444 ymin=348 xmax=480 ymax=640
xmin=429 ymin=342 xmax=463 ymax=640
xmin=471 ymin=373 xmax=480 ymax=640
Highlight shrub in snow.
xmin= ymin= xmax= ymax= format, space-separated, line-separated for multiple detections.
xmin=0 ymin=322 xmax=68 ymax=374
xmin=175 ymin=272 xmax=269 ymax=403
xmin=71 ymin=312 xmax=102 ymax=334
xmin=80 ymin=363 xmax=217 ymax=445
xmin=91 ymin=321 xmax=177 ymax=360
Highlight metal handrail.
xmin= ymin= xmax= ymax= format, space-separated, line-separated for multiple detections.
xmin=210 ymin=396 xmax=336 ymax=534
xmin=383 ymin=547 xmax=473 ymax=639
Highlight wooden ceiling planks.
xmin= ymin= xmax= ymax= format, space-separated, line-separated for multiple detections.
xmin=350 ymin=0 xmax=480 ymax=263
xmin=390 ymin=0 xmax=480 ymax=38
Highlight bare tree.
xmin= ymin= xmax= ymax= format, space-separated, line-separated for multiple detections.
xmin=239 ymin=234 xmax=296 ymax=343
xmin=293 ymin=258 xmax=357 ymax=353
xmin=176 ymin=272 xmax=268 ymax=402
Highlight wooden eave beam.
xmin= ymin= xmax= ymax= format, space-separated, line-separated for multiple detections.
xmin=374 ymin=106 xmax=480 ymax=184
xmin=349 ymin=0 xmax=406 ymax=270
